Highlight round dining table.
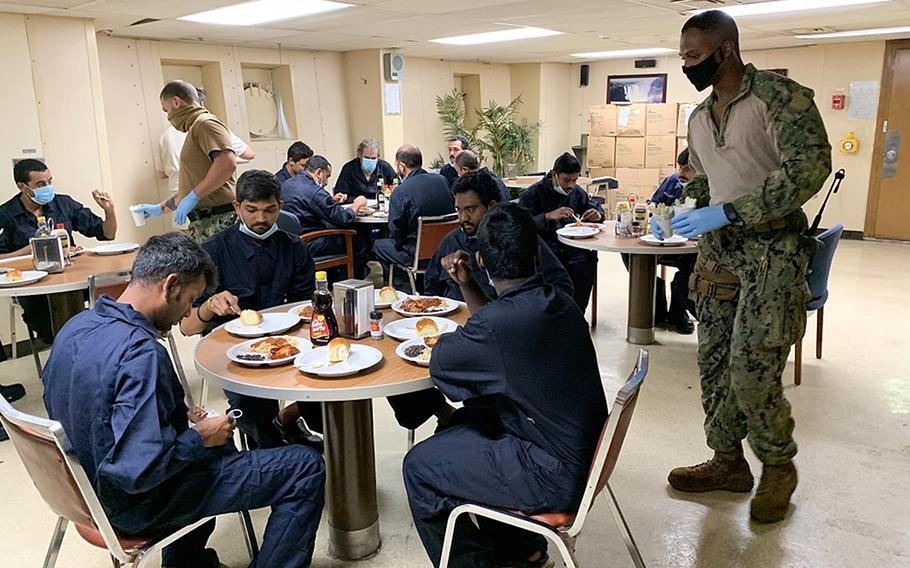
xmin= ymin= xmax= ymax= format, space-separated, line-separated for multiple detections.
xmin=558 ymin=221 xmax=698 ymax=345
xmin=194 ymin=302 xmax=469 ymax=561
xmin=0 ymin=250 xmax=137 ymax=298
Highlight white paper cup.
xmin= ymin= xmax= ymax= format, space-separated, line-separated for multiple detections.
xmin=672 ymin=205 xmax=695 ymax=218
xmin=654 ymin=215 xmax=673 ymax=239
xmin=129 ymin=205 xmax=146 ymax=227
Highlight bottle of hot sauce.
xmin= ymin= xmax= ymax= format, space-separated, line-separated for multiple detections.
xmin=309 ymin=271 xmax=339 ymax=346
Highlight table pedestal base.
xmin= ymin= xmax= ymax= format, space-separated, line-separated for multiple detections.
xmin=627 ymin=255 xmax=657 ymax=345
xmin=322 ymin=400 xmax=381 ymax=560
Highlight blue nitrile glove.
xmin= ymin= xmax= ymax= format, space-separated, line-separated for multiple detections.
xmin=134 ymin=203 xmax=163 ymax=219
xmin=672 ymin=204 xmax=730 ymax=238
xmin=174 ymin=191 xmax=201 ymax=225
xmin=649 ymin=216 xmax=664 ymax=239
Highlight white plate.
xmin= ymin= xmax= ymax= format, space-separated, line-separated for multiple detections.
xmin=374 ymin=288 xmax=405 ymax=309
xmin=227 ymin=336 xmax=311 ymax=367
xmin=396 ymin=337 xmax=435 ymax=367
xmin=557 ymin=226 xmax=599 ymax=239
xmin=640 ymin=234 xmax=688 ymax=246
xmin=384 ymin=316 xmax=458 ymax=341
xmin=0 ymin=270 xmax=48 ymax=288
xmin=391 ymin=296 xmax=459 ymax=318
xmin=89 ymin=243 xmax=140 ymax=255
xmin=294 ymin=344 xmax=383 ymax=377
xmin=286 ymin=301 xmax=313 ymax=322
xmin=224 ymin=312 xmax=301 ymax=338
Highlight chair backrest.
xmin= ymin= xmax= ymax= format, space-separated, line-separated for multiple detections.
xmin=0 ymin=397 xmax=130 ymax=558
xmin=807 ymin=224 xmax=844 ymax=307
xmin=277 ymin=210 xmax=302 ymax=236
xmin=566 ymin=348 xmax=648 ymax=537
xmin=414 ymin=214 xmax=460 ymax=267
xmin=87 ymin=271 xmax=132 ymax=307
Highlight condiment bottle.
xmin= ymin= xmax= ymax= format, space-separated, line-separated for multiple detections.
xmin=369 ymin=310 xmax=383 ymax=340
xmin=51 ymin=223 xmax=71 ymax=264
xmin=309 ymin=271 xmax=339 ymax=346
xmin=35 ymin=216 xmax=51 ymax=237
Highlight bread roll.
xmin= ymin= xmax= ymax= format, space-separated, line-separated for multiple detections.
xmin=5 ymin=268 xmax=22 ymax=282
xmin=327 ymin=337 xmax=351 ymax=363
xmin=379 ymin=286 xmax=398 ymax=303
xmin=415 ymin=318 xmax=439 ymax=337
xmin=240 ymin=309 xmax=263 ymax=326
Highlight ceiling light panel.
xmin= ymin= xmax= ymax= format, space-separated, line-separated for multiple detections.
xmin=179 ymin=0 xmax=353 ymax=26
xmin=693 ymin=0 xmax=891 ymax=18
xmin=431 ymin=26 xmax=562 ymax=45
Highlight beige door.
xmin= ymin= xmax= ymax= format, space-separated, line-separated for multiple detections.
xmin=867 ymin=40 xmax=910 ymax=240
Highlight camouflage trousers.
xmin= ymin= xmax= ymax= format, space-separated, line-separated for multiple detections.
xmin=693 ymin=226 xmax=816 ymax=465
xmin=186 ymin=211 xmax=237 ymax=244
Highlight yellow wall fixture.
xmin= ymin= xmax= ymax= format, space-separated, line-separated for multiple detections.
xmin=840 ymin=131 xmax=860 ymax=154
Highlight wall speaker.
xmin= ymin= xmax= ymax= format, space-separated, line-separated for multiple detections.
xmin=384 ymin=52 xmax=405 ymax=81
xmin=580 ymin=64 xmax=590 ymax=87
xmin=634 ymin=59 xmax=657 ymax=69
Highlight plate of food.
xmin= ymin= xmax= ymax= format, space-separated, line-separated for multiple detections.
xmin=227 ymin=335 xmax=309 ymax=367
xmin=556 ymin=225 xmax=599 ymax=239
xmin=392 ymin=295 xmax=459 ymax=317
xmin=224 ymin=310 xmax=301 ymax=338
xmin=357 ymin=207 xmax=377 ymax=216
xmin=396 ymin=334 xmax=443 ymax=367
xmin=375 ymin=286 xmax=404 ymax=309
xmin=89 ymin=242 xmax=141 ymax=255
xmin=294 ymin=338 xmax=383 ymax=377
xmin=384 ymin=316 xmax=457 ymax=342
xmin=640 ymin=234 xmax=688 ymax=246
xmin=0 ymin=269 xmax=48 ymax=288
xmin=286 ymin=301 xmax=314 ymax=322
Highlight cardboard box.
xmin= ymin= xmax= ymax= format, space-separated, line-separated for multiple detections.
xmin=646 ymin=136 xmax=677 ymax=169
xmin=677 ymin=103 xmax=698 ymax=138
xmin=588 ymin=167 xmax=616 ymax=179
xmin=614 ymin=168 xmax=661 ymax=199
xmin=615 ymin=103 xmax=647 ymax=137
xmin=615 ymin=137 xmax=646 ymax=168
xmin=659 ymin=167 xmax=677 ymax=180
xmin=586 ymin=136 xmax=616 ymax=167
xmin=590 ymin=105 xmax=617 ymax=137
xmin=646 ymin=103 xmax=678 ymax=136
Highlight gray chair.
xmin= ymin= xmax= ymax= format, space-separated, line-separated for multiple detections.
xmin=438 ymin=349 xmax=650 ymax=568
xmin=389 ymin=214 xmax=459 ymax=294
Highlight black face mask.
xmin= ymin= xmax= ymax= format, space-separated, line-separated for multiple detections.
xmin=683 ymin=46 xmax=725 ymax=92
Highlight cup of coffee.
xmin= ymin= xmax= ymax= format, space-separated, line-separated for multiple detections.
xmin=129 ymin=205 xmax=146 ymax=227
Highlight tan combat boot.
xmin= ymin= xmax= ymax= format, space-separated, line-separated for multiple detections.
xmin=668 ymin=451 xmax=755 ymax=493
xmin=750 ymin=461 xmax=797 ymax=523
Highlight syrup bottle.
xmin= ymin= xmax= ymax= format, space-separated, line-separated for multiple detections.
xmin=309 ymin=271 xmax=339 ymax=346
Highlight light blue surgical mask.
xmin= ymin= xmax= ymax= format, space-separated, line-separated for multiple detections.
xmin=361 ymin=157 xmax=378 ymax=174
xmin=30 ymin=185 xmax=56 ymax=205
xmin=553 ymin=186 xmax=568 ymax=196
xmin=239 ymin=221 xmax=279 ymax=241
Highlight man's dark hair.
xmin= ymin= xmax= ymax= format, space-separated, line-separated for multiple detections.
xmin=236 ymin=170 xmax=281 ymax=203
xmin=452 ymin=170 xmax=501 ymax=208
xmin=288 ymin=141 xmax=314 ymax=162
xmin=454 ymin=150 xmax=480 ymax=171
xmin=131 ymin=232 xmax=216 ymax=292
xmin=677 ymin=147 xmax=690 ymax=167
xmin=305 ymin=155 xmax=331 ymax=173
xmin=13 ymin=159 xmax=48 ymax=185
xmin=477 ymin=203 xmax=537 ymax=280
xmin=552 ymin=152 xmax=582 ymax=175
xmin=447 ymin=135 xmax=469 ymax=150
xmin=395 ymin=146 xmax=422 ymax=169
xmin=682 ymin=10 xmax=741 ymax=57
xmin=160 ymin=80 xmax=199 ymax=103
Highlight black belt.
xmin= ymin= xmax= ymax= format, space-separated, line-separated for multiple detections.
xmin=188 ymin=203 xmax=235 ymax=222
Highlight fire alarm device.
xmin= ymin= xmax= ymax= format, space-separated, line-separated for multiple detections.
xmin=832 ymin=94 xmax=846 ymax=110
xmin=839 ymin=132 xmax=859 ymax=154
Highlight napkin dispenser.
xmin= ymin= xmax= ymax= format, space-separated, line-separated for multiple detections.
xmin=30 ymin=236 xmax=65 ymax=274
xmin=333 ymin=279 xmax=375 ymax=339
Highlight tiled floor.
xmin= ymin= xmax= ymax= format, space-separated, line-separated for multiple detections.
xmin=1 ymin=239 xmax=908 ymax=567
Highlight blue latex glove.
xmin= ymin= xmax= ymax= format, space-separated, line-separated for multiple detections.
xmin=671 ymin=204 xmax=730 ymax=238
xmin=174 ymin=191 xmax=201 ymax=225
xmin=134 ymin=203 xmax=163 ymax=219
xmin=649 ymin=216 xmax=664 ymax=240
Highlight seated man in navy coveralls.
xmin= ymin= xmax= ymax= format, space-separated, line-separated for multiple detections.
xmin=424 ymin=170 xmax=572 ymax=302
xmin=452 ymin=150 xmax=513 ymax=204
xmin=404 ymin=204 xmax=608 ymax=568
xmin=274 ymin=140 xmax=313 ymax=187
xmin=42 ymin=232 xmax=325 ymax=568
xmin=518 ymin=152 xmax=604 ymax=313
xmin=181 ymin=170 xmax=323 ymax=449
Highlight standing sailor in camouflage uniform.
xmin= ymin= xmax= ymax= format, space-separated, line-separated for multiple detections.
xmin=652 ymin=11 xmax=831 ymax=523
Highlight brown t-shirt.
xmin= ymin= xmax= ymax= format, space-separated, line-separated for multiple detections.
xmin=178 ymin=112 xmax=236 ymax=208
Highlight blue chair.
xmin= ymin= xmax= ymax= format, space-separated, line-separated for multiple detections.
xmin=277 ymin=210 xmax=302 ymax=235
xmin=794 ymin=224 xmax=844 ymax=385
